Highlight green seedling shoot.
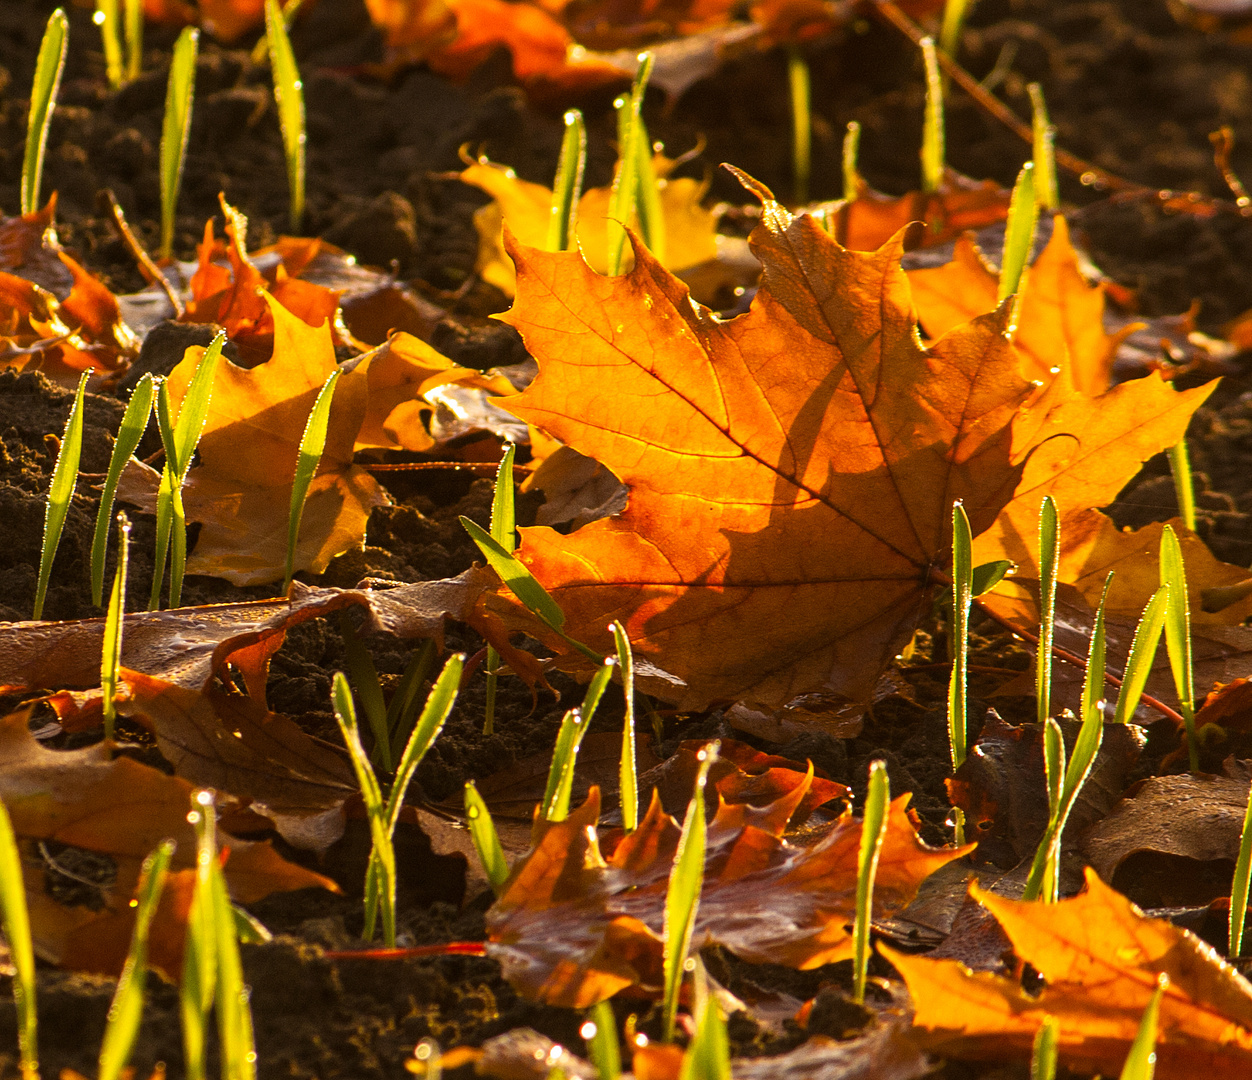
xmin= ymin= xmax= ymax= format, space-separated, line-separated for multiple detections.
xmin=151 ymin=332 xmax=224 ymax=610
xmin=92 ymin=372 xmax=154 ymax=606
xmin=1120 ymin=976 xmax=1167 ymax=1080
xmin=1167 ymin=439 xmax=1197 ymax=533
xmin=949 ymin=502 xmax=973 ymax=845
xmin=339 ymin=613 xmax=392 ymax=772
xmin=662 ymin=741 xmax=718 ymax=1041
xmin=159 ymin=26 xmax=199 ymax=260
xmin=543 ymin=659 xmax=616 ymax=823
xmin=1028 ymin=83 xmax=1059 ymax=211
xmin=265 ymin=0 xmax=306 ymax=231
xmin=125 ymin=0 xmax=142 ymax=81
xmin=332 ymin=654 xmax=463 ymax=946
xmin=464 ymin=781 xmax=509 ymax=895
xmin=547 ymin=110 xmax=587 ymax=252
xmin=788 ymin=46 xmax=811 ymax=206
xmin=96 ymin=0 xmax=124 ymax=88
xmin=939 ymin=0 xmax=976 ymax=59
xmin=285 ymin=367 xmax=340 ymax=593
xmin=999 ymin=162 xmax=1039 ymax=318
xmin=0 ymin=798 xmax=37 ymax=1080
xmin=1160 ymin=525 xmax=1198 ymax=770
xmin=97 ymin=839 xmax=175 ymax=1080
xmin=680 ymin=956 xmax=731 ymax=1080
xmin=1230 ymin=777 xmax=1252 ymax=957
xmin=101 ymin=512 xmax=130 ymax=743
xmin=483 ymin=443 xmax=518 ymax=735
xmin=250 ymin=0 xmax=308 ymax=64
xmin=613 ymin=620 xmax=639 ymax=833
xmin=853 ymin=760 xmax=890 ymax=1004
xmin=583 ymin=1000 xmax=621 ymax=1080
xmin=1036 ymin=495 xmax=1059 ymax=723
xmin=34 ymin=369 xmax=89 ymax=620
xmin=1030 ymin=1015 xmax=1059 ymax=1080
xmin=1112 ymin=587 xmax=1168 ymax=724
xmin=843 ymin=120 xmax=863 ymax=200
xmin=608 ymin=52 xmax=657 ymax=275
xmin=920 ymin=37 xmax=945 ymax=194
xmin=22 ymin=8 xmax=68 ymax=216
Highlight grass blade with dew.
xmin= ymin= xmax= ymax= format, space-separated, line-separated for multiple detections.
xmin=182 ymin=790 xmax=219 ymax=1080
xmin=662 ymin=741 xmax=718 ymax=1042
xmin=939 ymin=0 xmax=976 ymax=59
xmin=101 ymin=512 xmax=130 ymax=744
xmin=949 ymin=502 xmax=972 ymax=845
xmin=613 ymin=620 xmax=638 ymax=833
xmin=97 ymin=839 xmax=175 ymax=1080
xmin=843 ymin=120 xmax=863 ymax=200
xmin=1028 ymin=83 xmax=1059 ymax=211
xmin=853 ymin=760 xmax=890 ymax=1004
xmin=1230 ymin=776 xmax=1252 ymax=957
xmin=1160 ymin=525 xmax=1198 ymax=770
xmin=788 ymin=45 xmax=811 ymax=206
xmin=385 ymin=653 xmax=461 ymax=837
xmin=250 ymin=0 xmax=307 ymax=64
xmin=386 ymin=638 xmax=436 ymax=765
xmin=544 ymin=659 xmax=616 ymax=822
xmin=681 ymin=956 xmax=731 ymax=1080
xmin=33 ymin=370 xmax=88 ymax=620
xmin=998 ymin=161 xmax=1039 ymax=314
xmin=339 ymin=612 xmax=391 ymax=773
xmin=607 ymin=53 xmax=655 ymax=275
xmin=464 ymin=781 xmax=509 ymax=896
xmin=265 ymin=0 xmax=306 ymax=231
xmin=96 ymin=0 xmax=124 ymax=89
xmin=546 ymin=110 xmax=586 ymax=252
xmin=284 ymin=367 xmax=340 ymax=593
xmin=583 ymin=1000 xmax=621 ymax=1080
xmin=631 ymin=92 xmax=666 ymax=267
xmin=483 ymin=443 xmax=518 ymax=736
xmin=1036 ymin=495 xmax=1059 ymax=723
xmin=919 ymin=37 xmax=945 ymax=195
xmin=22 ymin=8 xmax=68 ymax=216
xmin=91 ymin=372 xmax=154 ymax=607
xmin=0 ymin=798 xmax=37 ymax=1080
xmin=1080 ymin=573 xmax=1113 ymax=728
xmin=1022 ymin=716 xmax=1066 ymax=903
xmin=1120 ymin=975 xmax=1167 ymax=1080
xmin=207 ymin=811 xmax=257 ymax=1080
xmin=1030 ymin=1016 xmax=1059 ymax=1080
xmin=1112 ymin=587 xmax=1168 ymax=724
xmin=124 ymin=0 xmax=142 ymax=80
xmin=1167 ymin=439 xmax=1197 ymax=534
xmin=159 ymin=26 xmax=199 ymax=260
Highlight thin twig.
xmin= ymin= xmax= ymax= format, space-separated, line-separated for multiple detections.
xmin=101 ymin=188 xmax=185 ymax=317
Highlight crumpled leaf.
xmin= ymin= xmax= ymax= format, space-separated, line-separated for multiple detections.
xmin=497 ymin=177 xmax=1035 ymax=710
xmin=889 ymin=869 xmax=1252 ymax=1078
xmin=485 ymin=782 xmax=969 ymax=1007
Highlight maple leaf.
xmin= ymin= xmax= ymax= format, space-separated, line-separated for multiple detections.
xmin=888 ymin=870 xmax=1252 ymax=1078
xmin=497 ymin=177 xmax=1034 ymax=710
xmin=486 ymin=783 xmax=968 ymax=1007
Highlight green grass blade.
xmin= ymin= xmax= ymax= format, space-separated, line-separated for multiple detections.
xmin=98 ymin=839 xmax=174 ymax=1080
xmin=999 ymin=161 xmax=1039 ymax=306
xmin=581 ymin=657 xmax=615 ymax=726
xmin=584 ymin=1000 xmax=621 ymax=1080
xmin=171 ymin=331 xmax=224 ymax=481
xmin=386 ymin=653 xmax=462 ymax=834
xmin=547 ymin=110 xmax=587 ymax=252
xmin=662 ymin=742 xmax=718 ymax=1042
xmin=101 ymin=512 xmax=130 ymax=743
xmin=285 ymin=367 xmax=340 ymax=593
xmin=1028 ymin=82 xmax=1058 ymax=211
xmin=681 ymin=957 xmax=730 ymax=1080
xmin=124 ymin=0 xmax=142 ymax=81
xmin=788 ymin=45 xmax=811 ymax=206
xmin=971 ymin=559 xmax=1013 ymax=597
xmin=150 ymin=465 xmax=173 ymax=611
xmin=1081 ymin=573 xmax=1113 ymax=728
xmin=33 ymin=370 xmax=88 ymax=620
xmin=22 ymin=8 xmax=68 ymax=216
xmin=1230 ymin=778 xmax=1252 ymax=957
xmin=1167 ymin=440 xmax=1197 ymax=533
xmin=939 ymin=0 xmax=975 ymax=58
xmin=169 ymin=484 xmax=188 ymax=608
xmin=1023 ymin=717 xmax=1066 ymax=903
xmin=919 ymin=37 xmax=944 ymax=194
xmin=607 ymin=54 xmax=654 ymax=275
xmin=484 ymin=444 xmax=518 ymax=735
xmin=265 ymin=0 xmax=306 ymax=231
xmin=210 ymin=847 xmax=257 ymax=1080
xmin=159 ymin=26 xmax=199 ymax=260
xmin=96 ymin=0 xmax=124 ymax=89
xmin=632 ymin=111 xmax=666 ymax=266
xmin=91 ymin=373 xmax=154 ymax=606
xmin=0 ymin=798 xmax=37 ymax=1080
xmin=852 ymin=760 xmax=890 ymax=1004
xmin=542 ymin=708 xmax=590 ymax=823
xmin=612 ymin=621 xmax=638 ymax=833
xmin=1036 ymin=495 xmax=1059 ymax=724
xmin=1113 ymin=587 xmax=1168 ymax=725
xmin=464 ymin=781 xmax=509 ymax=896
xmin=461 ymin=515 xmax=566 ymax=631
xmin=1160 ymin=525 xmax=1198 ymax=770
xmin=339 ymin=613 xmax=392 ymax=773
xmin=949 ymin=503 xmax=972 ymax=845
xmin=182 ymin=791 xmax=219 ymax=1080
xmin=1119 ymin=976 xmax=1167 ymax=1080
xmin=1030 ymin=1015 xmax=1059 ymax=1080
xmin=843 ymin=120 xmax=862 ymax=200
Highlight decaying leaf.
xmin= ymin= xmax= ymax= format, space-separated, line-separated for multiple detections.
xmin=889 ymin=869 xmax=1252 ymax=1078
xmin=498 ymin=176 xmax=1035 ymax=710
xmin=485 ymin=782 xmax=968 ymax=1007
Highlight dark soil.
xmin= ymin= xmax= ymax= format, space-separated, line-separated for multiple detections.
xmin=4 ymin=0 xmax=1252 ymax=1076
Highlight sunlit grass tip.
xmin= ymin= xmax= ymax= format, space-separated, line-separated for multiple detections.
xmin=34 ymin=369 xmax=89 ymax=620
xmin=0 ymin=797 xmax=38 ymax=1080
xmin=160 ymin=26 xmax=200 ymax=260
xmin=853 ymin=760 xmax=889 ymax=1004
xmin=285 ymin=366 xmax=340 ymax=593
xmin=101 ymin=512 xmax=131 ymax=744
xmin=919 ymin=36 xmax=945 ymax=195
xmin=22 ymin=8 xmax=68 ymax=216
xmin=547 ymin=110 xmax=587 ymax=253
xmin=265 ymin=0 xmax=306 ymax=231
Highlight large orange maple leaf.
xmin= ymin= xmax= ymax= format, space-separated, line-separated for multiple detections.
xmin=499 ymin=180 xmax=1034 ymax=710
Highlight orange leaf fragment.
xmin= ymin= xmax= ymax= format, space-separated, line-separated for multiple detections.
xmin=889 ymin=869 xmax=1252 ymax=1078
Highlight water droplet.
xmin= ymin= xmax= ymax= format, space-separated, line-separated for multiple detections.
xmin=580 ymin=1021 xmax=597 ymax=1040
xmin=467 ymin=804 xmax=480 ymax=820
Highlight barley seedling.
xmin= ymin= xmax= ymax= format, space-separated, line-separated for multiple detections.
xmin=464 ymin=781 xmax=509 ymax=895
xmin=265 ymin=0 xmax=306 ymax=231
xmin=853 ymin=760 xmax=889 ymax=1004
xmin=1030 ymin=1015 xmax=1059 ymax=1080
xmin=95 ymin=0 xmax=124 ymax=88
xmin=1160 ymin=525 xmax=1198 ymax=770
xmin=543 ymin=659 xmax=616 ymax=823
xmin=608 ymin=52 xmax=657 ymax=274
xmin=999 ymin=161 xmax=1039 ymax=319
xmin=547 ymin=110 xmax=587 ymax=252
xmin=1167 ymin=439 xmax=1197 ymax=533
xmin=919 ymin=37 xmax=944 ymax=194
xmin=1112 ymin=587 xmax=1168 ymax=724
xmin=0 ymin=798 xmax=37 ymax=1080
xmin=33 ymin=369 xmax=88 ymax=620
xmin=22 ymin=8 xmax=68 ymax=216
xmin=483 ymin=443 xmax=518 ymax=735
xmin=1028 ymin=83 xmax=1059 ymax=211
xmin=1120 ymin=975 xmax=1167 ymax=1080
xmin=159 ymin=27 xmax=199 ymax=260
xmin=843 ymin=120 xmax=863 ymax=199
xmin=680 ymin=957 xmax=731 ymax=1080
xmin=939 ymin=0 xmax=976 ymax=60
xmin=583 ymin=1000 xmax=621 ymax=1080
xmin=788 ymin=46 xmax=811 ymax=205
xmin=284 ymin=367 xmax=340 ymax=593
xmin=101 ymin=512 xmax=130 ymax=743
xmin=948 ymin=502 xmax=973 ymax=844
xmin=1230 ymin=777 xmax=1252 ymax=957
xmin=613 ymin=620 xmax=639 ymax=832
xmin=124 ymin=0 xmax=142 ymax=80
xmin=1036 ymin=496 xmax=1059 ymax=724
